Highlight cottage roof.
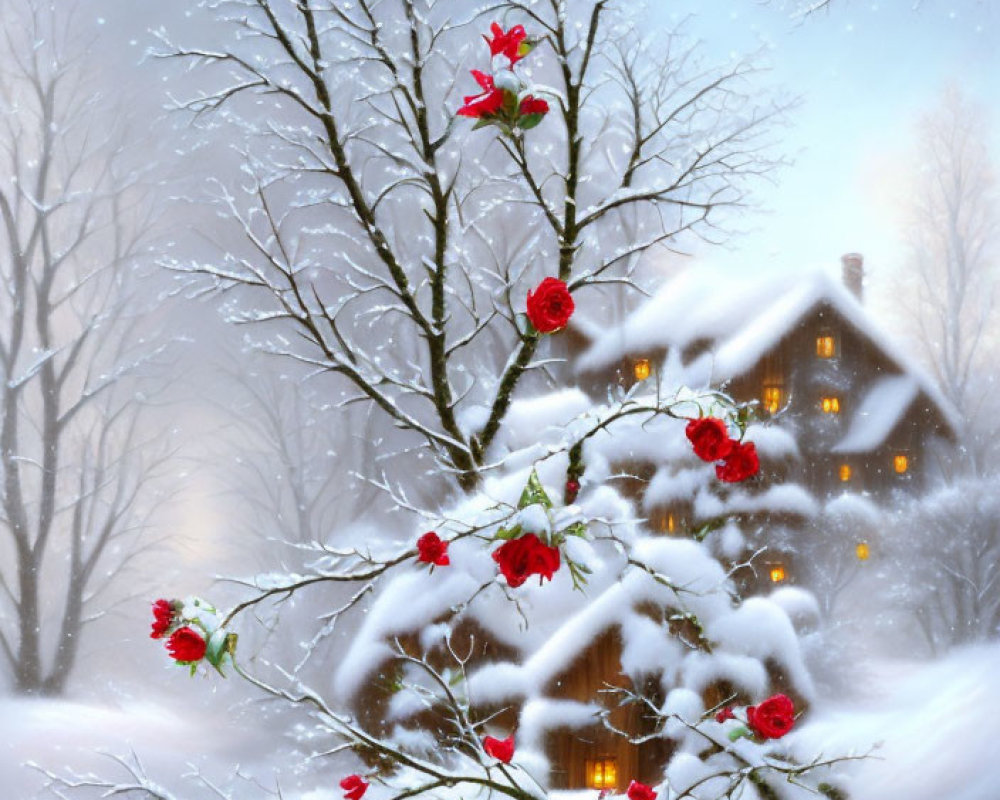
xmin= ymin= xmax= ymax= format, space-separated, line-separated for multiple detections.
xmin=576 ymin=266 xmax=960 ymax=440
xmin=832 ymin=374 xmax=921 ymax=453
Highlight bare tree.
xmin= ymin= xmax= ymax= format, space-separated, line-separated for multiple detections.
xmin=899 ymin=87 xmax=999 ymax=473
xmin=217 ymin=362 xmax=383 ymax=548
xmin=878 ymin=480 xmax=1000 ymax=655
xmin=160 ymin=0 xmax=789 ymax=493
xmin=0 ymin=2 xmax=172 ymax=694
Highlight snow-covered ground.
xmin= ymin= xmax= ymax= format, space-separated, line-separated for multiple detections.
xmin=0 ymin=686 xmax=337 ymax=799
xmin=4 ymin=644 xmax=999 ymax=799
xmin=791 ymin=644 xmax=1000 ymax=800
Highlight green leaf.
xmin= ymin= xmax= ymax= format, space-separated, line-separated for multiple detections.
xmin=692 ymin=517 xmax=726 ymax=542
xmin=566 ymin=558 xmax=591 ymax=592
xmin=494 ymin=523 xmax=522 ymax=541
xmin=501 ymin=90 xmax=518 ymax=115
xmin=728 ymin=726 xmax=752 ymax=742
xmin=562 ymin=521 xmax=588 ymax=539
xmin=517 ymin=113 xmax=544 ymax=130
xmin=205 ymin=628 xmax=228 ymax=668
xmin=472 ymin=117 xmax=493 ymax=131
xmin=518 ymin=469 xmax=552 ymax=510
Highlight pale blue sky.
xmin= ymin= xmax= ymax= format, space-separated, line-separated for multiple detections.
xmin=642 ymin=1 xmax=1000 ymax=288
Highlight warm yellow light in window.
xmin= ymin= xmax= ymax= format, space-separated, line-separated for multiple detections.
xmin=762 ymin=385 xmax=782 ymax=414
xmin=633 ymin=358 xmax=651 ymax=381
xmin=856 ymin=541 xmax=870 ymax=561
xmin=816 ymin=335 xmax=836 ymax=359
xmin=769 ymin=564 xmax=786 ymax=584
xmin=667 ymin=513 xmax=676 ymax=534
xmin=586 ymin=758 xmax=618 ymax=790
xmin=821 ymin=396 xmax=841 ymax=414
xmin=894 ymin=454 xmax=909 ymax=474
xmin=839 ymin=464 xmax=852 ymax=482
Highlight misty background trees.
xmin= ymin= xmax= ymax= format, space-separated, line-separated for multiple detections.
xmin=0 ymin=3 xmax=174 ymax=695
xmin=899 ymin=87 xmax=999 ymax=474
xmin=866 ymin=87 xmax=1000 ymax=655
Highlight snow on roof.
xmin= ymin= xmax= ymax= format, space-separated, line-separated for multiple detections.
xmin=718 ymin=484 xmax=820 ymax=519
xmin=831 ymin=375 xmax=919 ymax=453
xmin=576 ymin=265 xmax=959 ymax=435
xmin=467 ymin=537 xmax=735 ymax=705
xmin=706 ymin=596 xmax=816 ymax=702
xmin=575 ymin=267 xmax=785 ymax=374
xmin=823 ymin=491 xmax=882 ymax=526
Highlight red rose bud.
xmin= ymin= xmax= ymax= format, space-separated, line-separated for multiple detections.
xmin=457 ymin=70 xmax=505 ymax=118
xmin=627 ymin=780 xmax=657 ymax=800
xmin=526 ymin=277 xmax=574 ymax=333
xmin=715 ymin=440 xmax=760 ymax=483
xmin=416 ymin=531 xmax=450 ymax=566
xmin=685 ymin=417 xmax=734 ymax=462
xmin=519 ymin=95 xmax=549 ymax=116
xmin=340 ymin=775 xmax=369 ymax=800
xmin=715 ymin=706 xmax=735 ymax=723
xmin=166 ymin=626 xmax=207 ymax=663
xmin=483 ymin=734 xmax=515 ymax=763
xmin=564 ymin=479 xmax=580 ymax=503
xmin=484 ymin=22 xmax=528 ymax=64
xmin=492 ymin=533 xmax=561 ymax=588
xmin=150 ymin=598 xmax=175 ymax=639
xmin=746 ymin=693 xmax=795 ymax=739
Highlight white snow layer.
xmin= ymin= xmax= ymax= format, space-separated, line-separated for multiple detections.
xmin=832 ymin=374 xmax=918 ymax=453
xmin=789 ymin=644 xmax=1000 ymax=800
xmin=576 ymin=265 xmax=959 ymax=434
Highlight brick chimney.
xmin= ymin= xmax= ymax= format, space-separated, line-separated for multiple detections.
xmin=841 ymin=253 xmax=864 ymax=301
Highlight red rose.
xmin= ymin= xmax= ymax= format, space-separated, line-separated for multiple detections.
xmin=483 ymin=22 xmax=528 ymax=64
xmin=166 ymin=626 xmax=206 ymax=663
xmin=492 ymin=534 xmax=560 ymax=588
xmin=685 ymin=417 xmax=734 ymax=462
xmin=340 ymin=775 xmax=369 ymax=800
xmin=492 ymin=534 xmax=561 ymax=588
xmin=526 ymin=277 xmax=574 ymax=333
xmin=458 ymin=70 xmax=505 ymax=118
xmin=519 ymin=95 xmax=549 ymax=116
xmin=746 ymin=694 xmax=795 ymax=739
xmin=627 ymin=780 xmax=657 ymax=800
xmin=417 ymin=531 xmax=450 ymax=566
xmin=714 ymin=706 xmax=735 ymax=723
xmin=715 ymin=440 xmax=760 ymax=483
xmin=483 ymin=734 xmax=515 ymax=763
xmin=150 ymin=598 xmax=174 ymax=639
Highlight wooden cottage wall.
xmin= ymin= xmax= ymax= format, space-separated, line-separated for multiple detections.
xmin=544 ymin=628 xmax=670 ymax=790
xmin=352 ymin=617 xmax=520 ymax=757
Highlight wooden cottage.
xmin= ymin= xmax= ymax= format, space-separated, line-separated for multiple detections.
xmin=566 ymin=254 xmax=959 ymax=590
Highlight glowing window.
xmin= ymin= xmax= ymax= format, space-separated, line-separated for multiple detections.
xmin=769 ymin=564 xmax=787 ymax=584
xmin=839 ymin=464 xmax=852 ymax=482
xmin=633 ymin=358 xmax=651 ymax=381
xmin=762 ymin=385 xmax=783 ymax=414
xmin=586 ymin=758 xmax=618 ymax=790
xmin=894 ymin=454 xmax=909 ymax=474
xmin=856 ymin=541 xmax=870 ymax=561
xmin=821 ymin=396 xmax=841 ymax=414
xmin=816 ymin=334 xmax=836 ymax=359
xmin=667 ymin=513 xmax=677 ymax=534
